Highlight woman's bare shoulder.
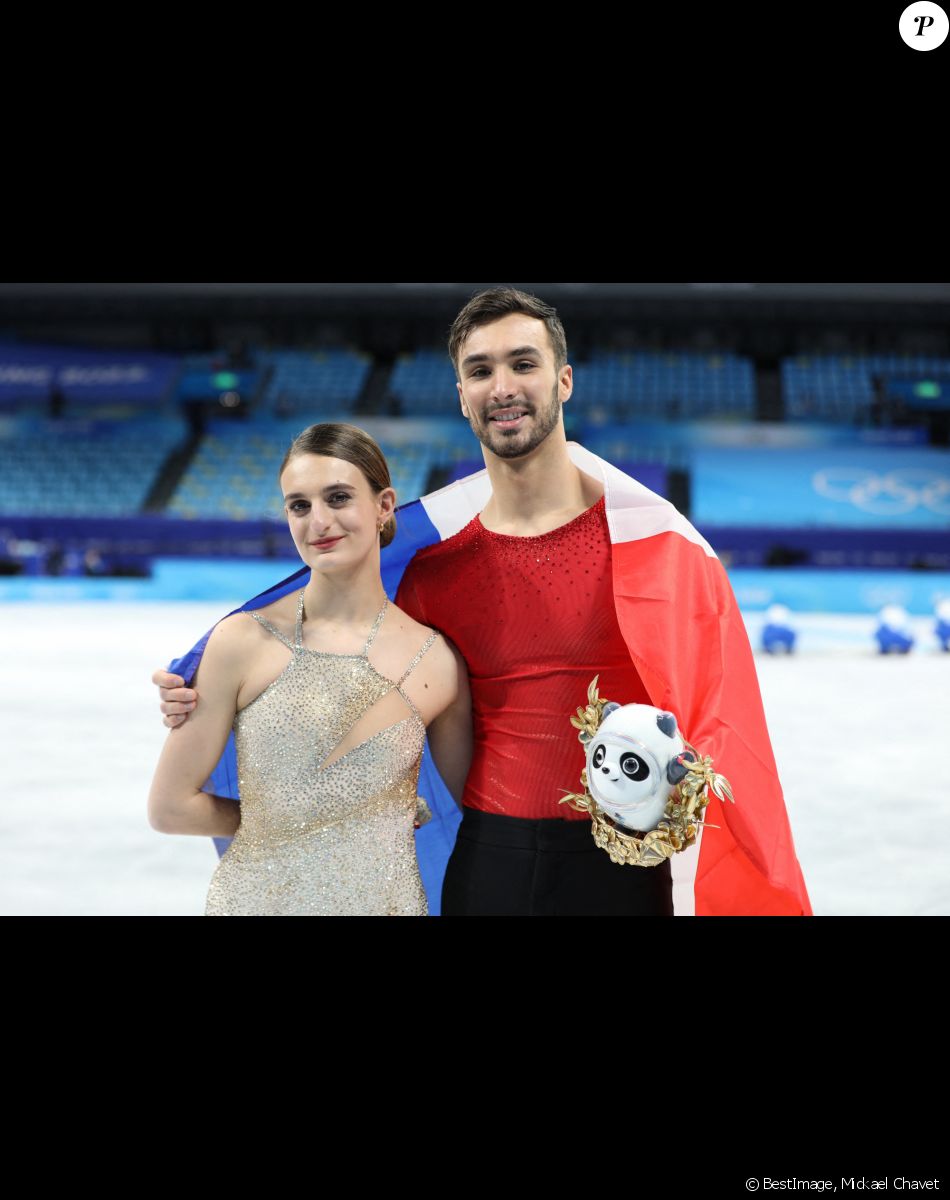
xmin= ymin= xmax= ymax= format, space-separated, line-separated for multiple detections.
xmin=205 ymin=607 xmax=286 ymax=660
xmin=430 ymin=632 xmax=467 ymax=686
xmin=391 ymin=608 xmax=466 ymax=688
xmin=388 ymin=605 xmax=467 ymax=669
xmin=381 ymin=602 xmax=453 ymax=675
xmin=199 ymin=613 xmax=247 ymax=658
xmin=387 ymin=601 xmax=439 ymax=645
xmin=215 ymin=592 xmax=300 ymax=644
xmin=384 ymin=605 xmax=467 ymax=721
xmin=248 ymin=590 xmax=301 ymax=629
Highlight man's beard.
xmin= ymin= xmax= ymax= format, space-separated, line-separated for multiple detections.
xmin=465 ymin=383 xmax=562 ymax=460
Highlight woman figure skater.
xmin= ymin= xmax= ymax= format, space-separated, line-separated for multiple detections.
xmin=148 ymin=423 xmax=471 ymax=915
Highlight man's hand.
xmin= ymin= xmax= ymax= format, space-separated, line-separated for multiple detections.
xmin=152 ymin=669 xmax=197 ymax=729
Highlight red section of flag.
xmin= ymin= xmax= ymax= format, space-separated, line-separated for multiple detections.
xmin=611 ymin=532 xmax=812 ymax=916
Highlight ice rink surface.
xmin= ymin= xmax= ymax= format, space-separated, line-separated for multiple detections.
xmin=1 ymin=601 xmax=947 ymax=917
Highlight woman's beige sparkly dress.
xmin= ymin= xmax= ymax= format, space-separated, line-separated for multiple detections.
xmin=205 ymin=592 xmax=438 ymax=916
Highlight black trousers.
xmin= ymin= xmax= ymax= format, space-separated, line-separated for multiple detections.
xmin=441 ymin=808 xmax=674 ymax=916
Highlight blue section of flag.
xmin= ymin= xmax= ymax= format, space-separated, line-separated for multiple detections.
xmin=378 ymin=497 xmax=441 ymax=598
xmin=165 ymin=496 xmax=460 ymax=914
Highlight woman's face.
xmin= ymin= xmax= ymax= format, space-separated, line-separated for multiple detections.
xmin=280 ymin=453 xmax=395 ymax=573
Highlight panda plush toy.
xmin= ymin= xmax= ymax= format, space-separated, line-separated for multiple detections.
xmin=584 ymin=702 xmax=692 ymax=834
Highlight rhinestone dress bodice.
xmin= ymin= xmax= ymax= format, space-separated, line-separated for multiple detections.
xmin=205 ymin=591 xmax=438 ymax=916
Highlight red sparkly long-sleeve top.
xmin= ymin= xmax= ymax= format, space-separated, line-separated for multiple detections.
xmin=394 ymin=496 xmax=652 ymax=820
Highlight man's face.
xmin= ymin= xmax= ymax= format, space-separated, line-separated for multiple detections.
xmin=455 ymin=313 xmax=572 ymax=460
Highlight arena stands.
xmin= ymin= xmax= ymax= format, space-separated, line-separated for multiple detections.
xmin=1 ymin=301 xmax=948 ymax=591
xmin=783 ymin=353 xmax=950 ymax=422
xmin=258 ymin=348 xmax=371 ymax=417
xmin=572 ymin=350 xmax=755 ymax=422
xmin=0 ymin=416 xmax=187 ymax=517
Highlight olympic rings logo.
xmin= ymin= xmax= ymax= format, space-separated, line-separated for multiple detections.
xmin=812 ymin=467 xmax=950 ymax=516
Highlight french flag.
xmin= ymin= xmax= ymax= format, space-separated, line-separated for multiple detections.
xmin=170 ymin=444 xmax=811 ymax=917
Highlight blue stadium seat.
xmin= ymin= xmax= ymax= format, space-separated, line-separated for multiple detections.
xmin=0 ymin=417 xmax=187 ymax=517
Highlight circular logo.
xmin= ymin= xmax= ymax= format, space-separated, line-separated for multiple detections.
xmin=900 ymin=2 xmax=949 ymax=49
xmin=812 ymin=467 xmax=950 ymax=516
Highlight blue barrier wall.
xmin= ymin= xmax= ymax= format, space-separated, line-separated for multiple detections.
xmin=728 ymin=569 xmax=950 ymax=615
xmin=692 ymin=447 xmax=950 ymax=529
xmin=4 ymin=559 xmax=949 ymax=616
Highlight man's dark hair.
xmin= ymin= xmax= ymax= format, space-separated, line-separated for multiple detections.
xmin=448 ymin=287 xmax=568 ymax=378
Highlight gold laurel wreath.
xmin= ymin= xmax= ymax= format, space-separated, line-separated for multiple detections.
xmin=559 ymin=676 xmax=734 ymax=868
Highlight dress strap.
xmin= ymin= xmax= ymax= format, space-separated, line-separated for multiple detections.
xmin=249 ymin=610 xmax=297 ymax=652
xmin=396 ymin=631 xmax=440 ymax=688
xmin=294 ymin=589 xmax=305 ymax=649
xmin=362 ymin=598 xmax=389 ymax=654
